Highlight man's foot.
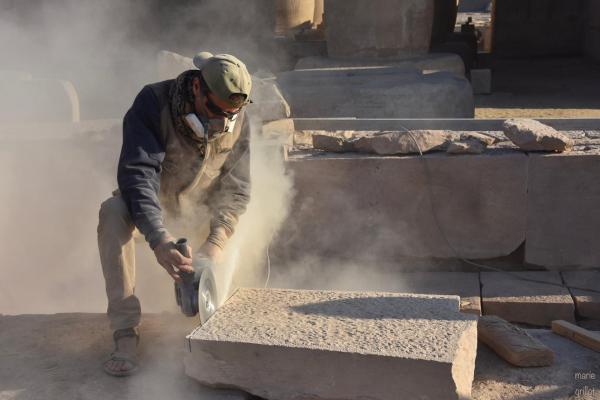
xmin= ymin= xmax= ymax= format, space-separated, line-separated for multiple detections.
xmin=103 ymin=328 xmax=139 ymax=377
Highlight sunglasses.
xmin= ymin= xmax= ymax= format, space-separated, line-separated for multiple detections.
xmin=205 ymin=94 xmax=241 ymax=119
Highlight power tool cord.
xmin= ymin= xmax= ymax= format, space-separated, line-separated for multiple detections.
xmin=402 ymin=126 xmax=600 ymax=295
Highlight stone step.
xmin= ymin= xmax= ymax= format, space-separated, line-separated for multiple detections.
xmin=185 ymin=288 xmax=478 ymax=400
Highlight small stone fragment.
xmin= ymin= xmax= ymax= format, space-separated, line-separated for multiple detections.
xmin=460 ymin=131 xmax=497 ymax=146
xmin=312 ymin=134 xmax=354 ymax=152
xmin=353 ymin=130 xmax=453 ymax=155
xmin=478 ymin=315 xmax=554 ymax=367
xmin=503 ymin=119 xmax=573 ymax=152
xmin=447 ymin=139 xmax=486 ymax=154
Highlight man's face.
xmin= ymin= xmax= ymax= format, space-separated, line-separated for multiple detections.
xmin=192 ymin=77 xmax=241 ymax=120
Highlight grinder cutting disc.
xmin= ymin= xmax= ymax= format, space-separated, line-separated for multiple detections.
xmin=198 ymin=267 xmax=218 ymax=325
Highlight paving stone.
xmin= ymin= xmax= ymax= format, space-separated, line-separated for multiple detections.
xmin=561 ymin=271 xmax=600 ymax=319
xmin=185 ymin=288 xmax=478 ymax=400
xmin=481 ymin=271 xmax=575 ymax=327
xmin=396 ymin=272 xmax=481 ymax=315
xmin=526 ymin=153 xmax=600 ymax=268
xmin=272 ymin=151 xmax=527 ymax=260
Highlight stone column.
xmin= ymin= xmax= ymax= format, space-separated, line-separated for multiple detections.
xmin=276 ymin=0 xmax=315 ymax=33
xmin=324 ymin=0 xmax=435 ymax=59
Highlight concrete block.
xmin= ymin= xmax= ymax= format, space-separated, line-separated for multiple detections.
xmin=273 ymin=151 xmax=527 ymax=260
xmin=295 ymin=53 xmax=465 ymax=75
xmin=185 ymin=288 xmax=478 ymax=400
xmin=278 ymin=67 xmax=474 ymax=118
xmin=0 ymin=76 xmax=80 ymax=123
xmin=525 ymin=153 xmax=600 ymax=267
xmin=481 ymin=272 xmax=575 ymax=327
xmin=561 ymin=271 xmax=600 ymax=319
xmin=470 ymin=69 xmax=491 ymax=94
xmin=396 ymin=272 xmax=481 ymax=315
xmin=324 ymin=0 xmax=434 ymax=58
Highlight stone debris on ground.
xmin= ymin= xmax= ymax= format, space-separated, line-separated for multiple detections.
xmin=185 ymin=288 xmax=478 ymax=400
xmin=502 ymin=118 xmax=574 ymax=152
xmin=353 ymin=130 xmax=454 ymax=155
xmin=481 ymin=272 xmax=576 ymax=327
xmin=447 ymin=139 xmax=486 ymax=154
xmin=478 ymin=315 xmax=554 ymax=367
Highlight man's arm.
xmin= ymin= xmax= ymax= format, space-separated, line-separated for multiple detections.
xmin=117 ymin=86 xmax=170 ymax=249
xmin=205 ymin=114 xmax=252 ymax=250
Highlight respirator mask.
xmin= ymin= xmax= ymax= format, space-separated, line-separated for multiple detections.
xmin=184 ymin=113 xmax=237 ymax=142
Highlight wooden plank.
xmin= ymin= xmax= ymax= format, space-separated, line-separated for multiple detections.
xmin=478 ymin=315 xmax=554 ymax=367
xmin=551 ymin=320 xmax=600 ymax=353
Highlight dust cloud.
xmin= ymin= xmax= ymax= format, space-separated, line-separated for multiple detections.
xmin=0 ymin=0 xmax=290 ymax=317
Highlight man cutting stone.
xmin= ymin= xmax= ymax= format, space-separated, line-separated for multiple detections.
xmin=97 ymin=53 xmax=252 ymax=376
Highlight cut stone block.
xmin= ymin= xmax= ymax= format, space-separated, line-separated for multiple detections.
xmin=324 ymin=0 xmax=434 ymax=58
xmin=481 ymin=272 xmax=575 ymax=327
xmin=561 ymin=271 xmax=600 ymax=319
xmin=478 ymin=315 xmax=554 ymax=367
xmin=0 ymin=76 xmax=80 ymax=123
xmin=526 ymin=152 xmax=600 ymax=268
xmin=185 ymin=288 xmax=478 ymax=400
xmin=273 ymin=151 xmax=527 ymax=260
xmin=277 ymin=67 xmax=474 ymax=118
xmin=295 ymin=53 xmax=465 ymax=75
xmin=396 ymin=272 xmax=481 ymax=315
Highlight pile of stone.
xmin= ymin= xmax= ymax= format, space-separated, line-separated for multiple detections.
xmin=306 ymin=119 xmax=574 ymax=155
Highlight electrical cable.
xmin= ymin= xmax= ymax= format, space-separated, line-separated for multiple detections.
xmin=401 ymin=126 xmax=600 ymax=295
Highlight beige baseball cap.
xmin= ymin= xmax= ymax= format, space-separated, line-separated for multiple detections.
xmin=193 ymin=52 xmax=252 ymax=108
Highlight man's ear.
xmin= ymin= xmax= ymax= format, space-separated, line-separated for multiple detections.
xmin=192 ymin=77 xmax=201 ymax=97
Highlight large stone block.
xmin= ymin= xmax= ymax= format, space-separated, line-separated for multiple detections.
xmin=273 ymin=150 xmax=527 ymax=260
xmin=0 ymin=74 xmax=80 ymax=123
xmin=324 ymin=0 xmax=434 ymax=58
xmin=294 ymin=53 xmax=466 ymax=75
xmin=525 ymin=152 xmax=600 ymax=267
xmin=185 ymin=288 xmax=478 ymax=400
xmin=561 ymin=271 xmax=600 ymax=319
xmin=277 ymin=67 xmax=474 ymax=118
xmin=481 ymin=272 xmax=575 ymax=327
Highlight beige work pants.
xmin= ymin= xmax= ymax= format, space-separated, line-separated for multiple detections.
xmin=97 ymin=193 xmax=208 ymax=331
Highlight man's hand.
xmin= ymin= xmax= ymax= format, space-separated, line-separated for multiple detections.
xmin=197 ymin=241 xmax=223 ymax=262
xmin=153 ymin=238 xmax=193 ymax=281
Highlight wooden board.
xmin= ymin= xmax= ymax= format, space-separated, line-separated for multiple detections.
xmin=478 ymin=315 xmax=554 ymax=367
xmin=552 ymin=320 xmax=600 ymax=353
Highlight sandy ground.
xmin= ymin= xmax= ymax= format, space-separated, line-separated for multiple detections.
xmin=1 ymin=313 xmax=598 ymax=400
xmin=475 ymin=58 xmax=600 ymax=119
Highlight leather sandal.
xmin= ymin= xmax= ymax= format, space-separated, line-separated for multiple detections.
xmin=103 ymin=327 xmax=140 ymax=377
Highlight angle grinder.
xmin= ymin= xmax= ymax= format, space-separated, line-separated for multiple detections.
xmin=173 ymin=238 xmax=219 ymax=324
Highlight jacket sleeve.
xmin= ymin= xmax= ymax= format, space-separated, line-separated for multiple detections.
xmin=205 ymin=115 xmax=252 ymax=249
xmin=117 ymin=85 xmax=170 ymax=249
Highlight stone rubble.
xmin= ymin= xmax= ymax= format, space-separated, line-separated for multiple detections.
xmin=502 ymin=118 xmax=574 ymax=152
xmin=447 ymin=139 xmax=486 ymax=154
xmin=353 ymin=130 xmax=454 ymax=155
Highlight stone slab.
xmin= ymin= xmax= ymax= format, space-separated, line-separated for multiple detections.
xmin=295 ymin=53 xmax=465 ymax=75
xmin=324 ymin=0 xmax=434 ymax=58
xmin=396 ymin=272 xmax=481 ymax=315
xmin=272 ymin=150 xmax=527 ymax=260
xmin=525 ymin=153 xmax=600 ymax=268
xmin=561 ymin=271 xmax=600 ymax=319
xmin=185 ymin=288 xmax=478 ymax=400
xmin=278 ymin=67 xmax=474 ymax=118
xmin=481 ymin=272 xmax=576 ymax=327
xmin=478 ymin=315 xmax=554 ymax=367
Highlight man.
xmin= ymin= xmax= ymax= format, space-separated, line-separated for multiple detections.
xmin=98 ymin=53 xmax=252 ymax=376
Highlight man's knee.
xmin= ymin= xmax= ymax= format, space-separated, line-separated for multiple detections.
xmin=98 ymin=195 xmax=133 ymax=233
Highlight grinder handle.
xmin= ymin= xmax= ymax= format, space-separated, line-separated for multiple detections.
xmin=174 ymin=238 xmax=191 ymax=258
